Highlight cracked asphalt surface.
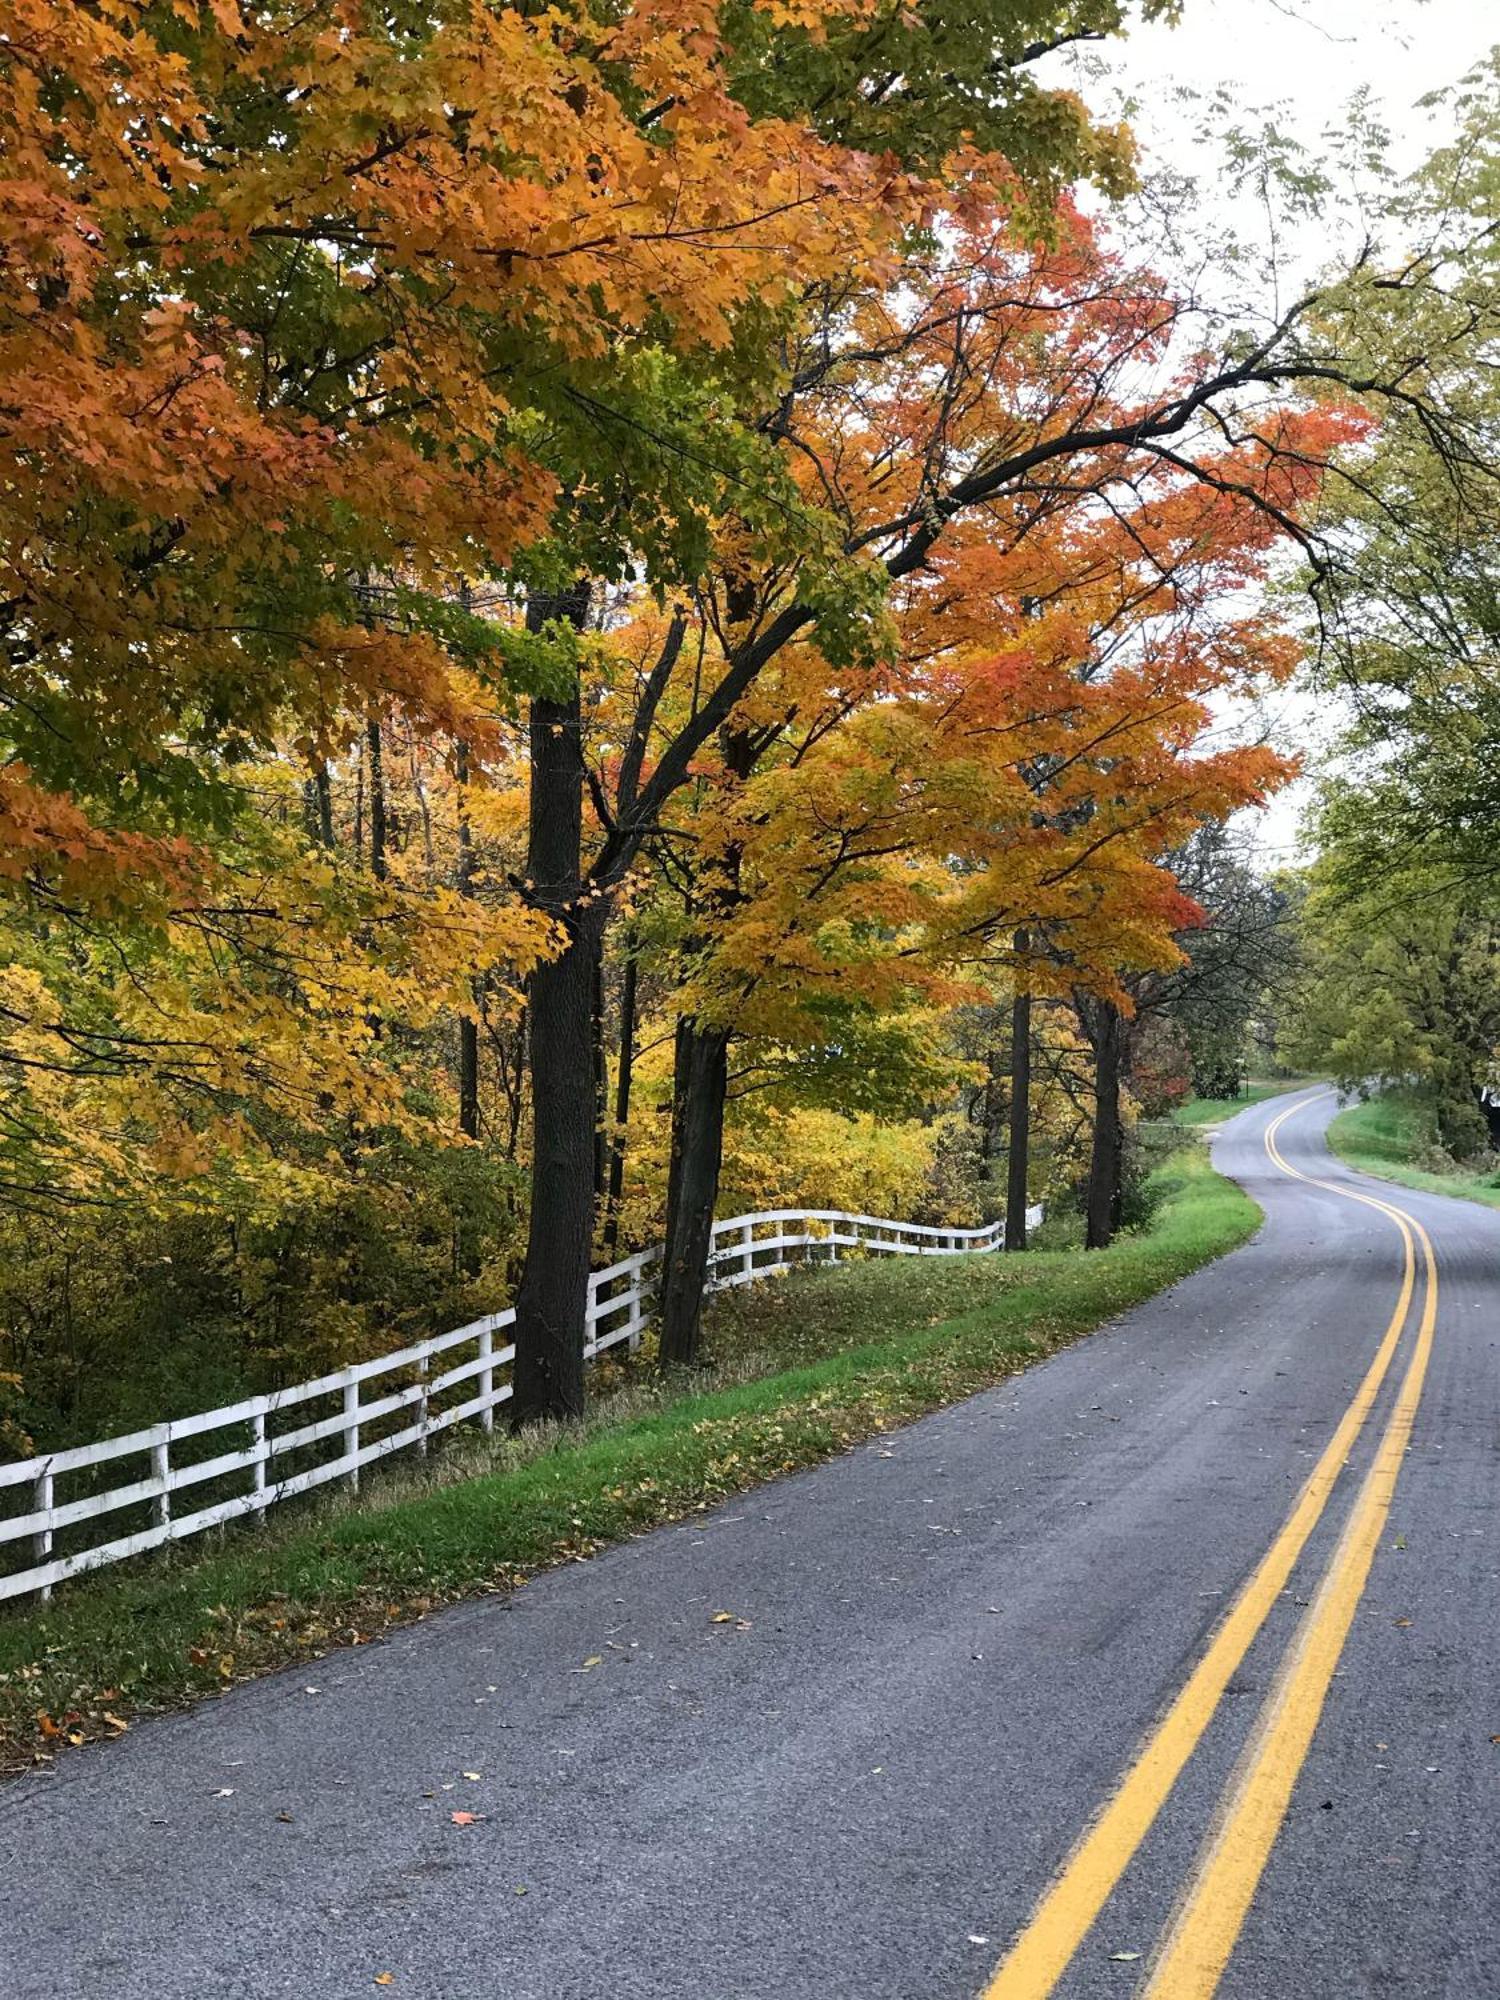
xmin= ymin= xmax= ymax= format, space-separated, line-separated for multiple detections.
xmin=2 ymin=1090 xmax=1497 ymax=1998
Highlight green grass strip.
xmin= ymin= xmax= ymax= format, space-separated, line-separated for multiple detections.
xmin=0 ymin=1147 xmax=1258 ymax=1774
xmin=1328 ymin=1092 xmax=1500 ymax=1210
xmin=1171 ymin=1077 xmax=1321 ymax=1127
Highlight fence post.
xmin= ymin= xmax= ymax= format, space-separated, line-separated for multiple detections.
xmin=417 ymin=1353 xmax=430 ymax=1458
xmin=343 ymin=1379 xmax=360 ymax=1493
xmin=151 ymin=1435 xmax=171 ymax=1533
xmin=479 ymin=1324 xmax=495 ymax=1433
xmin=741 ymin=1221 xmax=755 ymax=1282
xmin=251 ymin=1411 xmax=268 ymax=1519
xmin=627 ymin=1260 xmax=644 ymax=1352
xmin=33 ymin=1464 xmax=53 ymax=1604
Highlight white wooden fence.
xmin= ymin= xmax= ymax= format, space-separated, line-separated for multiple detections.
xmin=0 ymin=1200 xmax=1040 ymax=1606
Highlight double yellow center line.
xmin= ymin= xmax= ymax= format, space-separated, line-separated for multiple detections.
xmin=982 ymin=1090 xmax=1438 ymax=1998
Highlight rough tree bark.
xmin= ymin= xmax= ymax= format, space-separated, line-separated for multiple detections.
xmin=657 ymin=1019 xmax=732 ymax=1368
xmin=1085 ymin=998 xmax=1124 ymax=1250
xmin=1005 ymin=931 xmax=1032 ymax=1252
xmin=510 ymin=580 xmax=600 ymax=1427
xmin=655 ymin=720 xmax=756 ymax=1368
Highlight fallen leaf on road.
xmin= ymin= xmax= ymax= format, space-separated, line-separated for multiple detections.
xmin=1110 ymin=1951 xmax=1141 ymax=1962
xmin=1394 ymin=1618 xmax=1412 ymax=1628
xmin=102 ymin=1712 xmax=128 ymax=1734
xmin=462 ymin=1772 xmax=482 ymax=1781
xmin=711 ymin=1611 xmax=736 ymax=1624
xmin=373 ymin=1976 xmax=395 ymax=1987
xmin=450 ymin=1811 xmax=483 ymax=1827
xmin=967 ymin=1934 xmax=990 ymax=1946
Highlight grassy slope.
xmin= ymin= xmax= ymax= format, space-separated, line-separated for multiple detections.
xmin=1172 ymin=1077 xmax=1319 ymax=1127
xmin=1328 ymin=1092 xmax=1500 ymax=1210
xmin=0 ymin=1148 xmax=1259 ymax=1774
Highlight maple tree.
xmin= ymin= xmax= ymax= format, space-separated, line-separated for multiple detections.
xmin=7 ymin=3 xmax=1500 ymax=1459
xmin=574 ymin=208 xmax=1350 ymax=1356
xmin=507 ymin=141 xmax=1497 ymax=1406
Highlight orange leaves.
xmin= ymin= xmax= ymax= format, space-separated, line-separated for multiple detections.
xmin=0 ymin=770 xmax=203 ymax=916
xmin=0 ymin=0 xmax=930 ymax=945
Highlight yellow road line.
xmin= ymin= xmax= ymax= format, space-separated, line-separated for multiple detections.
xmin=1141 ymin=1129 xmax=1439 ymax=1995
xmin=981 ymin=1090 xmax=1421 ymax=1999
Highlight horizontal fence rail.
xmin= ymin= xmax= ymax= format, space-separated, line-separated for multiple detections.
xmin=1 ymin=1200 xmax=1040 ymax=1606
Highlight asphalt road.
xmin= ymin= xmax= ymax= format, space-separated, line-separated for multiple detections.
xmin=3 ymin=1090 xmax=1498 ymax=1998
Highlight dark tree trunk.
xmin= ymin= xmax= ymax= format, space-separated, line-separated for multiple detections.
xmin=1085 ymin=1000 xmax=1124 ymax=1250
xmin=458 ymin=1010 xmax=481 ymax=1142
xmin=1005 ymin=932 xmax=1032 ymax=1252
xmin=591 ymin=943 xmax=608 ymax=1199
xmin=314 ymin=763 xmax=335 ymax=849
xmin=512 ymin=896 xmax=608 ymax=1421
xmin=511 ymin=580 xmax=598 ymax=1428
xmin=655 ymin=721 xmax=755 ymax=1369
xmin=367 ymin=718 xmax=388 ymax=881
xmin=504 ymin=1004 xmax=526 ymax=1159
xmin=601 ymin=951 xmax=638 ymax=1257
xmin=657 ymin=1019 xmax=731 ymax=1369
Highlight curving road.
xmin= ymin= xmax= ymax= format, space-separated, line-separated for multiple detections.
xmin=3 ymin=1091 xmax=1498 ymax=1998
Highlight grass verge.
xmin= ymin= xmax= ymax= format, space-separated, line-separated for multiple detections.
xmin=1172 ymin=1077 xmax=1320 ymax=1127
xmin=1328 ymin=1091 xmax=1500 ymax=1210
xmin=0 ymin=1146 xmax=1259 ymax=1776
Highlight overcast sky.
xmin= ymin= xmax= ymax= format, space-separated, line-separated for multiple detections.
xmin=1051 ymin=0 xmax=1498 ymax=863
xmin=1094 ymin=0 xmax=1495 ymax=154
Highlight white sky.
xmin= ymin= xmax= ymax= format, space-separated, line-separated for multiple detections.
xmin=1051 ymin=0 xmax=1500 ymax=865
xmin=1094 ymin=0 xmax=1496 ymax=162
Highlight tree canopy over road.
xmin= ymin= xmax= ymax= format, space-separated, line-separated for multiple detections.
xmin=2 ymin=1 xmax=1498 ymax=1449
